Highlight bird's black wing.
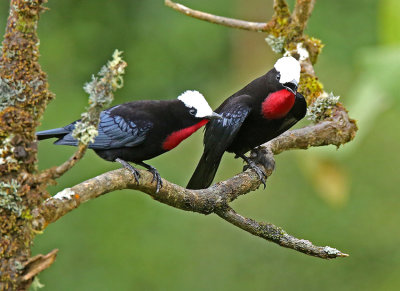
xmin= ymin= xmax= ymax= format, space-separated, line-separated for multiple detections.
xmin=54 ymin=109 xmax=153 ymax=149
xmin=187 ymin=95 xmax=252 ymax=189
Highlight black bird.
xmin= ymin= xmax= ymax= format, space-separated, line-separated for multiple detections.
xmin=37 ymin=90 xmax=221 ymax=192
xmin=187 ymin=56 xmax=307 ymax=189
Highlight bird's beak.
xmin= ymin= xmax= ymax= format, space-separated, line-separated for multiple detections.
xmin=208 ymin=112 xmax=223 ymax=120
xmin=283 ymin=79 xmax=298 ymax=94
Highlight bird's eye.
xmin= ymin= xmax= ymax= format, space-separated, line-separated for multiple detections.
xmin=276 ymin=73 xmax=281 ymax=81
xmin=189 ymin=108 xmax=196 ymax=115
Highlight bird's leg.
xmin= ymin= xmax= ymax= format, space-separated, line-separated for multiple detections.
xmin=235 ymin=152 xmax=268 ymax=189
xmin=115 ymin=158 xmax=141 ymax=184
xmin=137 ymin=162 xmax=163 ymax=193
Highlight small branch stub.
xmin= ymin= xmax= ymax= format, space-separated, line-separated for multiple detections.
xmin=22 ymin=249 xmax=58 ymax=282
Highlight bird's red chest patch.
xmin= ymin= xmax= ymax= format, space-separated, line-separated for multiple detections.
xmin=162 ymin=119 xmax=209 ymax=151
xmin=261 ymin=89 xmax=295 ymax=119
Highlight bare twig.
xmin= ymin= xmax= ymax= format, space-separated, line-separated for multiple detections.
xmin=38 ymin=145 xmax=87 ymax=181
xmin=165 ymin=0 xmax=269 ymax=32
xmin=216 ymin=206 xmax=348 ymax=259
xmin=38 ymin=50 xmax=127 ymax=182
xmin=32 ymin=108 xmax=355 ymax=259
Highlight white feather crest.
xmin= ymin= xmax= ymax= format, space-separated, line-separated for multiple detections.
xmin=274 ymin=56 xmax=300 ymax=84
xmin=177 ymin=90 xmax=213 ymax=118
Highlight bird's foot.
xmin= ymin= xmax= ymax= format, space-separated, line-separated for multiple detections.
xmin=244 ymin=159 xmax=268 ymax=188
xmin=237 ymin=148 xmax=274 ymax=189
xmin=115 ymin=158 xmax=141 ymax=184
xmin=249 ymin=147 xmax=275 ymax=172
xmin=147 ymin=165 xmax=163 ymax=193
xmin=137 ymin=162 xmax=163 ymax=193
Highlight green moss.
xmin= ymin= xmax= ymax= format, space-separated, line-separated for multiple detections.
xmin=299 ymin=73 xmax=324 ymax=105
xmin=21 ymin=209 xmax=33 ymax=220
xmin=303 ymin=37 xmax=324 ymax=64
xmin=257 ymin=222 xmax=287 ymax=241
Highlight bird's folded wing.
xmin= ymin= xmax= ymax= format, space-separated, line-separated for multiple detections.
xmin=203 ymin=96 xmax=251 ymax=158
xmin=186 ymin=95 xmax=252 ymax=189
xmin=88 ymin=111 xmax=152 ymax=149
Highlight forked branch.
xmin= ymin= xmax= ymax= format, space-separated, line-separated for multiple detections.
xmin=32 ymin=106 xmax=355 ymax=259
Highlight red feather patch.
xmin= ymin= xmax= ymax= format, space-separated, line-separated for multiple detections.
xmin=262 ymin=89 xmax=295 ymax=119
xmin=162 ymin=119 xmax=209 ymax=150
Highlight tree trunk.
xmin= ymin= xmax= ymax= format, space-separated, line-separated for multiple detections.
xmin=0 ymin=1 xmax=53 ymax=289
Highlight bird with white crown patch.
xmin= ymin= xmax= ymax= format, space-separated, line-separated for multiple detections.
xmin=187 ymin=56 xmax=307 ymax=189
xmin=37 ymin=90 xmax=221 ymax=193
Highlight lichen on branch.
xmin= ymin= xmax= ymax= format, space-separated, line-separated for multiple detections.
xmin=72 ymin=50 xmax=127 ymax=145
xmin=38 ymin=50 xmax=127 ymax=181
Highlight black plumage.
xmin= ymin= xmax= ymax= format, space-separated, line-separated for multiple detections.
xmin=37 ymin=92 xmax=220 ymax=192
xmin=187 ymin=57 xmax=307 ymax=189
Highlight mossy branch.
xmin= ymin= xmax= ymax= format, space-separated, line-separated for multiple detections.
xmin=292 ymin=0 xmax=316 ymax=35
xmin=31 ymin=107 xmax=355 ymax=259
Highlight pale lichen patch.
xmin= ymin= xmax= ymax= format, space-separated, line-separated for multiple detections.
xmin=323 ymin=246 xmax=341 ymax=255
xmin=72 ymin=122 xmax=98 ymax=145
xmin=307 ymin=92 xmax=340 ymax=123
xmin=51 ymin=188 xmax=75 ymax=200
xmin=265 ymin=35 xmax=286 ymax=54
xmin=0 ymin=179 xmax=23 ymax=216
xmin=296 ymin=43 xmax=310 ymax=61
xmin=0 ymin=135 xmax=18 ymax=165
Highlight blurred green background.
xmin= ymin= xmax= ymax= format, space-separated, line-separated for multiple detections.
xmin=2 ymin=0 xmax=400 ymax=290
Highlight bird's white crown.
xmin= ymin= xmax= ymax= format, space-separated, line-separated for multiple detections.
xmin=177 ymin=90 xmax=213 ymax=118
xmin=274 ymin=56 xmax=300 ymax=84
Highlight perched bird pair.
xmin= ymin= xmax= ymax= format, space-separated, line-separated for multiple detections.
xmin=37 ymin=56 xmax=306 ymax=192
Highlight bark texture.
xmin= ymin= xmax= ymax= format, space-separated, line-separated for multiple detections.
xmin=0 ymin=1 xmax=53 ymax=290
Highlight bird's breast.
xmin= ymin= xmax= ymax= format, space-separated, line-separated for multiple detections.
xmin=261 ymin=89 xmax=295 ymax=119
xmin=162 ymin=119 xmax=209 ymax=151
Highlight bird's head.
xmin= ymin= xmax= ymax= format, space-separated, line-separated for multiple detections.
xmin=273 ymin=56 xmax=300 ymax=94
xmin=178 ymin=90 xmax=222 ymax=120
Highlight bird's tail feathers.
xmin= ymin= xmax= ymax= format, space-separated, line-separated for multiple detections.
xmin=36 ymin=128 xmax=70 ymax=140
xmin=186 ymin=150 xmax=223 ymax=189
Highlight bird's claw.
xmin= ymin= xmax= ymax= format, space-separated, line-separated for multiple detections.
xmin=149 ymin=167 xmax=163 ymax=193
xmin=239 ymin=148 xmax=274 ymax=189
xmin=125 ymin=164 xmax=141 ymax=184
xmin=131 ymin=169 xmax=141 ymax=184
xmin=243 ymin=160 xmax=267 ymax=189
xmin=116 ymin=158 xmax=141 ymax=185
